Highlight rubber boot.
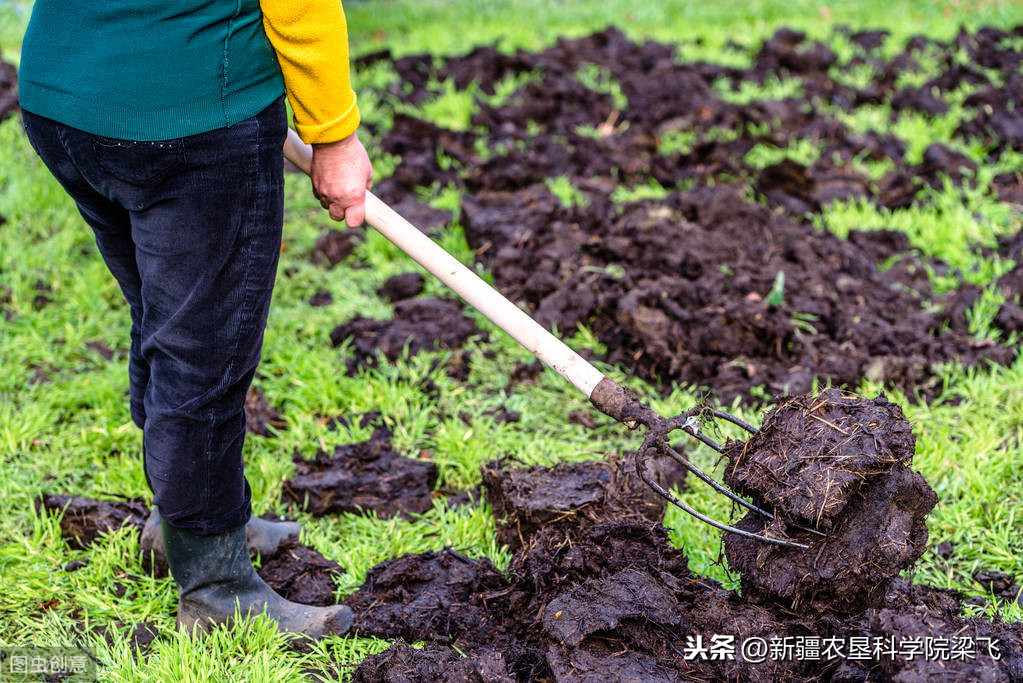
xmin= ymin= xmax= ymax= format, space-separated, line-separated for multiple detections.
xmin=161 ymin=520 xmax=354 ymax=637
xmin=141 ymin=507 xmax=300 ymax=559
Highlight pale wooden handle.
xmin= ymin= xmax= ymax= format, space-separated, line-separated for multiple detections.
xmin=283 ymin=129 xmax=605 ymax=397
xmin=283 ymin=128 xmax=313 ymax=175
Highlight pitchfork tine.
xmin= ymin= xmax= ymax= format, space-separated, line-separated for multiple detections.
xmin=659 ymin=439 xmax=827 ymax=538
xmin=636 ymin=451 xmax=809 ymax=549
xmin=709 ymin=409 xmax=758 ymax=434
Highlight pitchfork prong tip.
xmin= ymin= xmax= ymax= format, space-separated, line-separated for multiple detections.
xmin=636 ymin=457 xmax=813 ymax=550
xmin=657 ymin=441 xmax=827 ymax=539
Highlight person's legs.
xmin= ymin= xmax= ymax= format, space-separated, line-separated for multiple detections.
xmin=23 ymin=107 xmax=302 ymax=548
xmin=125 ymin=108 xmax=287 ymax=534
xmin=41 ymin=97 xmax=286 ymax=534
xmin=22 ymin=100 xmax=351 ymax=635
xmin=21 ymin=112 xmax=150 ymax=430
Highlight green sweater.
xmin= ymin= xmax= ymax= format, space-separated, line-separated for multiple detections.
xmin=19 ymin=0 xmax=285 ymax=141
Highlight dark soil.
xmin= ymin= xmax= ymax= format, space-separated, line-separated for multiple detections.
xmin=282 ymin=426 xmax=438 ymax=518
xmin=331 ymin=297 xmax=484 ymax=372
xmin=722 ymin=390 xmax=916 ymax=529
xmin=128 ymin=621 xmax=159 ymax=652
xmin=864 ymin=579 xmax=1023 ymax=682
xmin=311 ymin=228 xmax=362 ymax=267
xmin=35 ymin=423 xmax=1020 ymax=681
xmin=346 ymin=454 xmax=828 ymax=681
xmin=460 ymin=182 xmax=1014 ymax=405
xmin=36 ymin=494 xmax=148 ymax=550
xmin=354 ymin=26 xmax=1023 ymax=404
xmin=309 ymin=289 xmax=333 ymax=307
xmin=349 ymin=389 xmax=1021 ymax=681
xmin=257 ymin=545 xmax=345 ymax=606
xmin=993 ymin=172 xmax=1023 ymax=205
xmin=722 ymin=391 xmax=937 ymax=612
xmin=974 ymin=570 xmax=1021 ymax=602
xmin=481 ymin=452 xmax=687 ymax=551
xmin=378 ymin=272 xmax=426 ymax=302
xmin=727 ymin=462 xmax=936 ymax=612
xmin=343 ymin=548 xmax=510 ymax=643
xmin=351 ymin=641 xmax=514 ymax=683
xmin=445 ymin=485 xmax=483 ymax=510
xmin=244 ymin=385 xmax=286 ymax=437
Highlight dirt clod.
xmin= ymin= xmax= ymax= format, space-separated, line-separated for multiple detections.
xmin=344 ymin=548 xmax=508 ymax=643
xmin=542 ymin=568 xmax=680 ymax=647
xmin=727 ymin=463 xmax=936 ymax=611
xmin=723 ymin=389 xmax=916 ymax=529
xmin=378 ymin=272 xmax=426 ymax=302
xmin=482 ymin=453 xmax=686 ymax=551
xmin=245 ymin=385 xmax=286 ymax=437
xmin=722 ymin=390 xmax=937 ymax=611
xmin=352 ymin=641 xmax=514 ymax=683
xmin=283 ymin=427 xmax=438 ymax=518
xmin=309 ymin=289 xmax=333 ymax=307
xmin=36 ymin=494 xmax=148 ymax=550
xmin=311 ymin=228 xmax=362 ymax=267
xmin=330 ymin=298 xmax=483 ymax=371
xmin=257 ymin=545 xmax=345 ymax=606
xmin=974 ymin=569 xmax=1020 ymax=600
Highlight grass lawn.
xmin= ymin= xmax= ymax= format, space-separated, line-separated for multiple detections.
xmin=1 ymin=0 xmax=1022 ymax=679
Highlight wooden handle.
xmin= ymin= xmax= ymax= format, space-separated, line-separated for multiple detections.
xmin=283 ymin=128 xmax=314 ymax=175
xmin=283 ymin=129 xmax=605 ymax=398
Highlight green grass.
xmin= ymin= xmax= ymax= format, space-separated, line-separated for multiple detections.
xmin=744 ymin=137 xmax=819 ymax=168
xmin=343 ymin=0 xmax=1022 ymax=60
xmin=3 ymin=0 xmax=1023 ymax=679
xmin=714 ymin=73 xmax=805 ymax=104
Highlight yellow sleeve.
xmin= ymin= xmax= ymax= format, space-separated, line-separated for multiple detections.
xmin=260 ymin=0 xmax=361 ymax=144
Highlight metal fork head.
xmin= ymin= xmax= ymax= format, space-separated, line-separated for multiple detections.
xmin=634 ymin=408 xmax=826 ymax=549
xmin=586 ymin=377 xmax=823 ymax=549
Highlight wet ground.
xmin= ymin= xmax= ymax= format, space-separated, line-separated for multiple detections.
xmin=244 ymin=385 xmax=286 ymax=437
xmin=25 ymin=24 xmax=1023 ymax=682
xmin=330 ymin=297 xmax=484 ymax=373
xmin=283 ymin=426 xmax=438 ymax=518
xmin=36 ymin=494 xmax=149 ymax=550
xmin=331 ymin=25 xmax=1023 ymax=405
xmin=35 ymin=387 xmax=1022 ymax=680
xmin=257 ymin=544 xmax=345 ymax=606
xmin=340 ymin=392 xmax=1020 ymax=681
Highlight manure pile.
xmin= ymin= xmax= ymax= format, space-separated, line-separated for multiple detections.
xmin=344 ymin=390 xmax=1020 ymax=681
xmin=36 ymin=390 xmax=1023 ymax=680
xmin=328 ymin=25 xmax=1023 ymax=404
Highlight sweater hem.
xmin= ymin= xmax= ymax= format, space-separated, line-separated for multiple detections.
xmin=19 ymin=79 xmax=285 ymax=142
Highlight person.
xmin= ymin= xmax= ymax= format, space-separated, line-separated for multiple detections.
xmin=18 ymin=0 xmax=373 ymax=637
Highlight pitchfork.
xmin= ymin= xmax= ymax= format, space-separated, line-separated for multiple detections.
xmin=285 ymin=130 xmax=821 ymax=549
